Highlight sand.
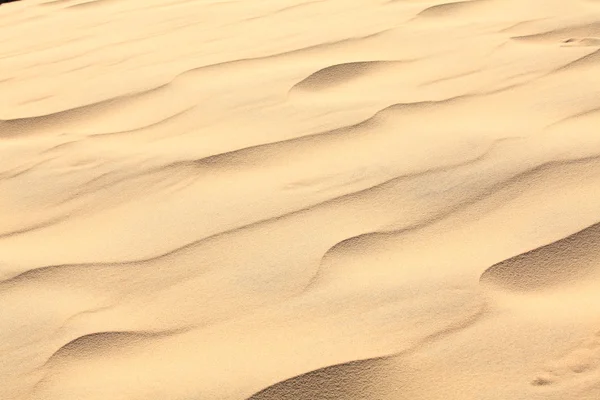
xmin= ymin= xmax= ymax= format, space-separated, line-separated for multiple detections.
xmin=1 ymin=0 xmax=600 ymax=399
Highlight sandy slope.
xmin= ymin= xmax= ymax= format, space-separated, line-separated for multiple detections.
xmin=1 ymin=0 xmax=600 ymax=399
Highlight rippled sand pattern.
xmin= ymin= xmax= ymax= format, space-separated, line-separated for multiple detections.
xmin=1 ymin=0 xmax=600 ymax=399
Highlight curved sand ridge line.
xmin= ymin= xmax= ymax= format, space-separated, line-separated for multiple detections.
xmin=0 ymin=83 xmax=175 ymax=136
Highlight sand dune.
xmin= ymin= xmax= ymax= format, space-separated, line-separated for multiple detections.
xmin=1 ymin=0 xmax=600 ymax=399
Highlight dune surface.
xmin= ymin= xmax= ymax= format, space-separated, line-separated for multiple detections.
xmin=1 ymin=0 xmax=600 ymax=399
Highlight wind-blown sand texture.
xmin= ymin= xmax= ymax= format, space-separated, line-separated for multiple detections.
xmin=1 ymin=0 xmax=600 ymax=399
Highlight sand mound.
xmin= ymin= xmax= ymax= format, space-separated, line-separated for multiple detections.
xmin=249 ymin=357 xmax=395 ymax=400
xmin=292 ymin=61 xmax=402 ymax=91
xmin=416 ymin=1 xmax=483 ymax=18
xmin=481 ymin=222 xmax=600 ymax=292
